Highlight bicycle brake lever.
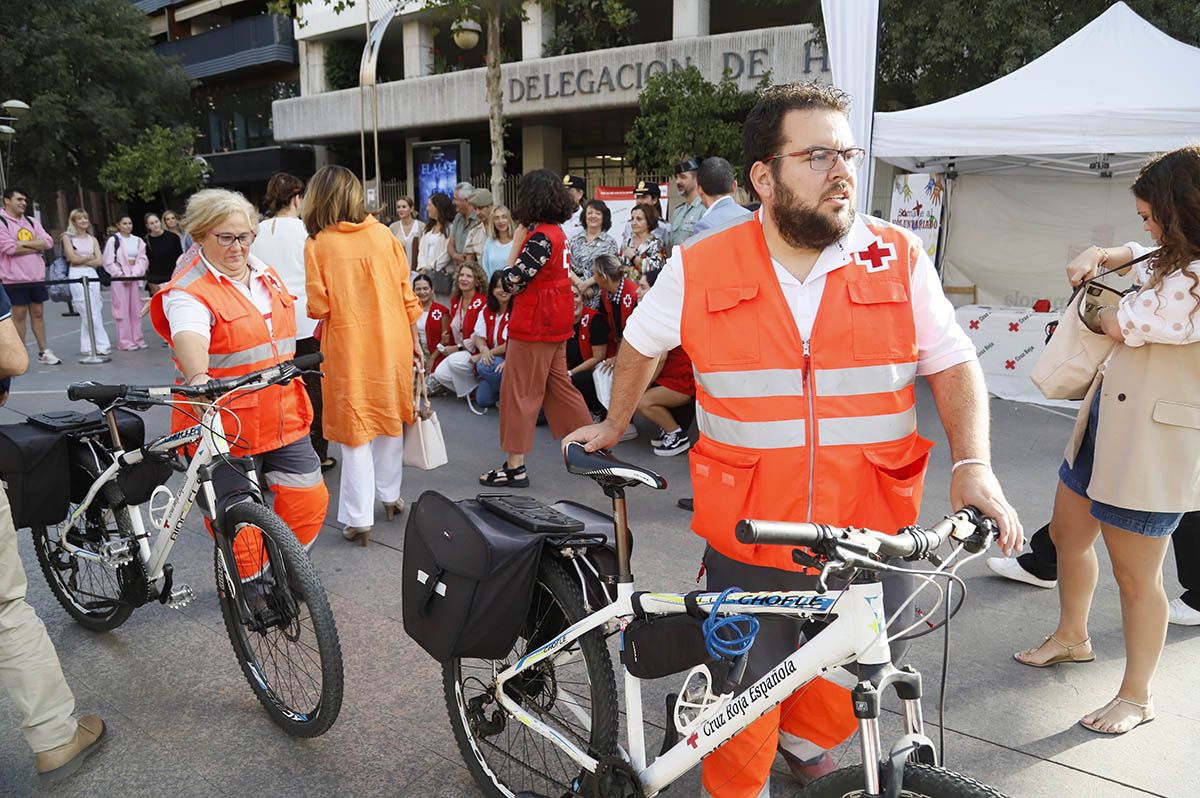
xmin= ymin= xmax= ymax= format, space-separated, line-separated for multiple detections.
xmin=816 ymin=560 xmax=844 ymax=594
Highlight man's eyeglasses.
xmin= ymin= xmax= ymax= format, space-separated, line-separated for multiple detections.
xmin=210 ymin=231 xmax=257 ymax=248
xmin=764 ymin=146 xmax=866 ymax=171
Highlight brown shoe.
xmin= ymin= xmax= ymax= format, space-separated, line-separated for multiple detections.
xmin=36 ymin=714 xmax=107 ymax=783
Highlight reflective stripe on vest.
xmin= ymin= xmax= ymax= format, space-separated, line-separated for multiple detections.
xmin=696 ymin=362 xmax=916 ymax=400
xmin=697 ymin=404 xmax=916 ymax=449
xmin=209 ymin=337 xmax=297 ymax=371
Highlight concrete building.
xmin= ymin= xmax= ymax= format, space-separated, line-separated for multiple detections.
xmin=272 ymin=0 xmax=831 ymax=198
xmin=135 ymin=0 xmax=316 ymax=198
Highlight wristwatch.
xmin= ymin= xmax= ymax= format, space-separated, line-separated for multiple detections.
xmin=437 ymin=343 xmax=446 ymax=354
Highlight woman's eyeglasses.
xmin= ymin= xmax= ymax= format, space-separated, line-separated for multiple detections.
xmin=210 ymin=232 xmax=257 ymax=248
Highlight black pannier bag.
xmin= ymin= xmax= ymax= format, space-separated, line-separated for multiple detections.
xmin=403 ymin=491 xmax=546 ymax=661
xmin=0 ymin=423 xmax=70 ymax=529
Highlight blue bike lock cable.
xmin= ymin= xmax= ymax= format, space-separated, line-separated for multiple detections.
xmin=703 ymin=587 xmax=760 ymax=660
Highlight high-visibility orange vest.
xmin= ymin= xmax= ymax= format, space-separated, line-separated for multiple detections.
xmin=681 ymin=215 xmax=933 ymax=572
xmin=150 ymin=254 xmax=313 ymax=457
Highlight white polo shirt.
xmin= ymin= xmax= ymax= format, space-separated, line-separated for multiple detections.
xmin=623 ymin=214 xmax=976 ymax=376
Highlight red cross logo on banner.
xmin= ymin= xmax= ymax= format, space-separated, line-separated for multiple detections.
xmin=1008 ymin=323 xmax=1020 ymax=332
xmin=853 ymin=238 xmax=898 ymax=273
xmin=969 ymin=320 xmax=979 ymax=330
xmin=1005 ymin=360 xmax=1016 ymax=370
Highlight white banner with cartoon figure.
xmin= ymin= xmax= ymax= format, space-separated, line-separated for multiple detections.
xmin=889 ymin=173 xmax=943 ymax=260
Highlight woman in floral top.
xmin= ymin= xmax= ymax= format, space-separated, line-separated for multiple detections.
xmin=568 ymin=199 xmax=619 ymax=307
xmin=619 ymin=203 xmax=665 ymax=282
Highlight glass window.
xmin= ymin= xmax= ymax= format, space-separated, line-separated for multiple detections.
xmin=192 ymin=81 xmax=300 ymax=154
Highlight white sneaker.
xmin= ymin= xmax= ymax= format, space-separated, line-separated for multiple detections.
xmin=985 ymin=557 xmax=1057 ymax=589
xmin=620 ymin=423 xmax=638 ymax=441
xmin=37 ymin=349 xmax=62 ymax=365
xmin=1168 ymin=597 xmax=1200 ymax=626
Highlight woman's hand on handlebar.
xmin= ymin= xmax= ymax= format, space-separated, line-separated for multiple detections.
xmin=950 ymin=464 xmax=1023 ymax=555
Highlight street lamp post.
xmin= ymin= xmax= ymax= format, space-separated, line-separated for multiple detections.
xmin=0 ymin=99 xmax=30 ymax=193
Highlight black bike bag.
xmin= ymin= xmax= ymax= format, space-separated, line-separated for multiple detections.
xmin=402 ymin=491 xmax=546 ymax=661
xmin=621 ymin=591 xmax=720 ymax=680
xmin=0 ymin=422 xmax=70 ymax=529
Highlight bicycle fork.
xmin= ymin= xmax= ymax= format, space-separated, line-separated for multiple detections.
xmin=851 ymin=664 xmax=937 ymax=798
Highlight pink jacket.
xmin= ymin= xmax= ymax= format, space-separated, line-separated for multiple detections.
xmin=103 ymin=234 xmax=149 ymax=278
xmin=0 ymin=210 xmax=54 ymax=283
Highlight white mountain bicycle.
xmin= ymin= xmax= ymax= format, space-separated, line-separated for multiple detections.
xmin=441 ymin=442 xmax=1009 ymax=798
xmin=30 ymin=353 xmax=343 ymax=737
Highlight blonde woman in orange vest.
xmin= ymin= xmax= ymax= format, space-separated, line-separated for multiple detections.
xmin=567 ymin=82 xmax=1024 ymax=796
xmin=150 ymin=189 xmax=329 ymax=581
xmin=303 ymin=165 xmax=423 ymax=546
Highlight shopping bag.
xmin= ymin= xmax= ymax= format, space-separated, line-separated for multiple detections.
xmin=1030 ymin=287 xmax=1115 ymax=400
xmin=593 ymin=363 xmax=614 ymax=410
xmin=404 ymin=368 xmax=448 ymax=470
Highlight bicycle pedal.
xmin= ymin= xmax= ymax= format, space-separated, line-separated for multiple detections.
xmin=167 ymin=585 xmax=196 ymax=609
xmin=98 ymin=539 xmax=134 ymax=566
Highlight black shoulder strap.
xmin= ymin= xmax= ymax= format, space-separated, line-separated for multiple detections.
xmin=630 ymin=591 xmax=648 ymax=619
xmin=683 ymin=590 xmax=707 ymax=620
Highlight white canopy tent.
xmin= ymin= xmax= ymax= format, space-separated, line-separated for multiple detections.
xmin=871 ymin=2 xmax=1200 ymax=307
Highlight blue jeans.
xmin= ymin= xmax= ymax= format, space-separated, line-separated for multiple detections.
xmin=1059 ymin=389 xmax=1183 ymax=537
xmin=475 ymin=357 xmax=504 ymax=407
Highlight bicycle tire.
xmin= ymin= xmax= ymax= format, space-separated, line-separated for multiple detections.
xmin=802 ymin=763 xmax=1010 ymax=798
xmin=214 ymin=501 xmax=343 ymax=737
xmin=444 ymin=558 xmax=619 ymax=798
xmin=32 ymin=484 xmax=138 ymax=633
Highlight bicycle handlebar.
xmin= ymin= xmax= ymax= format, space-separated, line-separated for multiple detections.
xmin=735 ymin=506 xmax=994 ymax=562
xmin=67 ymin=352 xmax=325 ymax=406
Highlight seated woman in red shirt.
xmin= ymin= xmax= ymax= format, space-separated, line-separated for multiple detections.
xmin=635 ymin=269 xmax=694 ymax=456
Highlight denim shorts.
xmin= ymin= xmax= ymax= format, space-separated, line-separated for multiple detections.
xmin=1058 ymin=390 xmax=1182 ymax=537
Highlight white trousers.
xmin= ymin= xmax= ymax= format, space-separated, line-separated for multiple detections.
xmin=433 ymin=350 xmax=478 ymax=398
xmin=337 ymin=434 xmax=405 ymax=527
xmin=67 ymin=267 xmax=111 ymax=354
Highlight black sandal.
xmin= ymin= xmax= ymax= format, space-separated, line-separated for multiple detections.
xmin=479 ymin=464 xmax=530 ymax=488
xmin=320 ymin=457 xmax=338 ymax=473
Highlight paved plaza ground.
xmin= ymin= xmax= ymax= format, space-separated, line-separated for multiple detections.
xmin=0 ymin=305 xmax=1195 ymax=797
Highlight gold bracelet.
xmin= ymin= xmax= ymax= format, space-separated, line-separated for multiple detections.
xmin=1097 ymin=247 xmax=1109 ymax=268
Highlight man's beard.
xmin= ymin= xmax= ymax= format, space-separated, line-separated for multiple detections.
xmin=772 ymin=179 xmax=855 ymax=250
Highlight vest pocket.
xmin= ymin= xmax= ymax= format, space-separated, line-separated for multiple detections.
xmin=860 ymin=435 xmax=934 ymax=530
xmin=689 ymin=440 xmax=760 ymax=556
xmin=704 ymin=285 xmax=760 ymax=365
xmin=846 ymin=281 xmax=913 ymax=361
xmin=1152 ymin=400 xmax=1200 ymax=430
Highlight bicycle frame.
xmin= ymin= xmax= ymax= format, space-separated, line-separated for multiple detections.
xmin=60 ymin=394 xmax=254 ymax=589
xmin=492 ymin=573 xmax=919 ymax=797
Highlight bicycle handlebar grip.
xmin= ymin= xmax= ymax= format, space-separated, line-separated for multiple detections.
xmin=289 ymin=352 xmax=324 ymax=371
xmin=735 ymin=519 xmax=827 ymax=546
xmin=68 ymin=382 xmax=127 ymax=404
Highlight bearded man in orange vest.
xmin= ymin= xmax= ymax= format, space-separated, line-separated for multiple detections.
xmin=566 ymin=82 xmax=1023 ymax=798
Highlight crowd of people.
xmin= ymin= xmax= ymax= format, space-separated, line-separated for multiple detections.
xmin=0 ymin=77 xmax=1197 ymax=793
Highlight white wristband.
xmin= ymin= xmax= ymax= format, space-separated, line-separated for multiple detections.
xmin=951 ymin=458 xmax=991 ymax=473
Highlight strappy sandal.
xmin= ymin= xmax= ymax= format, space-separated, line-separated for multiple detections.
xmin=1079 ymin=696 xmax=1155 ymax=735
xmin=479 ymin=464 xmax=529 ymax=488
xmin=1013 ymin=634 xmax=1095 ymax=667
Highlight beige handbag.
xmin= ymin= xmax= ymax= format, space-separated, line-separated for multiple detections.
xmin=1031 ymin=252 xmax=1151 ymax=400
xmin=404 ymin=368 xmax=448 ymax=470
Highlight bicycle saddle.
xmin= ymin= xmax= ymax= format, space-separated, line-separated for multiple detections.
xmin=563 ymin=441 xmax=668 ymax=490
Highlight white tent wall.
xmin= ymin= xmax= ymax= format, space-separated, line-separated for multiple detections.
xmin=940 ymin=172 xmax=1146 ymax=308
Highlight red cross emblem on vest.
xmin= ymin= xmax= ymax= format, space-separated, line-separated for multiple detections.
xmin=853 ymin=238 xmax=897 ymax=273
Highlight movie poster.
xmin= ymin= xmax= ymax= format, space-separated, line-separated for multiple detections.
xmin=413 ymin=140 xmax=469 ymax=222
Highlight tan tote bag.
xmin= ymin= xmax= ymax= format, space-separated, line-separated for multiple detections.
xmin=1030 ymin=252 xmax=1152 ymax=400
xmin=404 ymin=368 xmax=448 ymax=470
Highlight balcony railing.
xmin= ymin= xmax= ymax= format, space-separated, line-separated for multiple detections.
xmin=156 ymin=14 xmax=297 ymax=80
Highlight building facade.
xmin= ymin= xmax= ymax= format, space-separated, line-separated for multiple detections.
xmin=272 ymin=0 xmax=832 ymax=198
xmin=135 ymin=0 xmax=316 ymax=197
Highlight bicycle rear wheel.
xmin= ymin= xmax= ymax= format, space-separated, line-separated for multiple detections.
xmin=32 ymin=487 xmax=139 ymax=632
xmin=802 ymin=763 xmax=1010 ymax=798
xmin=444 ymin=558 xmax=619 ymax=798
xmin=215 ymin=501 xmax=343 ymax=737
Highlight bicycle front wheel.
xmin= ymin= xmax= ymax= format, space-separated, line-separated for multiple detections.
xmin=802 ymin=763 xmax=1010 ymax=798
xmin=215 ymin=501 xmax=343 ymax=737
xmin=444 ymin=558 xmax=619 ymax=798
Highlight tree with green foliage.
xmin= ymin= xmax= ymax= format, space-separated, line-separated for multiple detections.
xmin=0 ymin=0 xmax=192 ymax=199
xmin=542 ymin=0 xmax=637 ymax=56
xmin=876 ymin=0 xmax=1200 ymax=110
xmin=98 ymin=126 xmax=206 ymax=209
xmin=271 ymin=0 xmax=527 ymax=204
xmin=624 ymin=66 xmax=767 ymax=176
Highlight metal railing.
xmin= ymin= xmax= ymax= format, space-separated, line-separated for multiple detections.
xmin=156 ymin=15 xmax=297 ymax=80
